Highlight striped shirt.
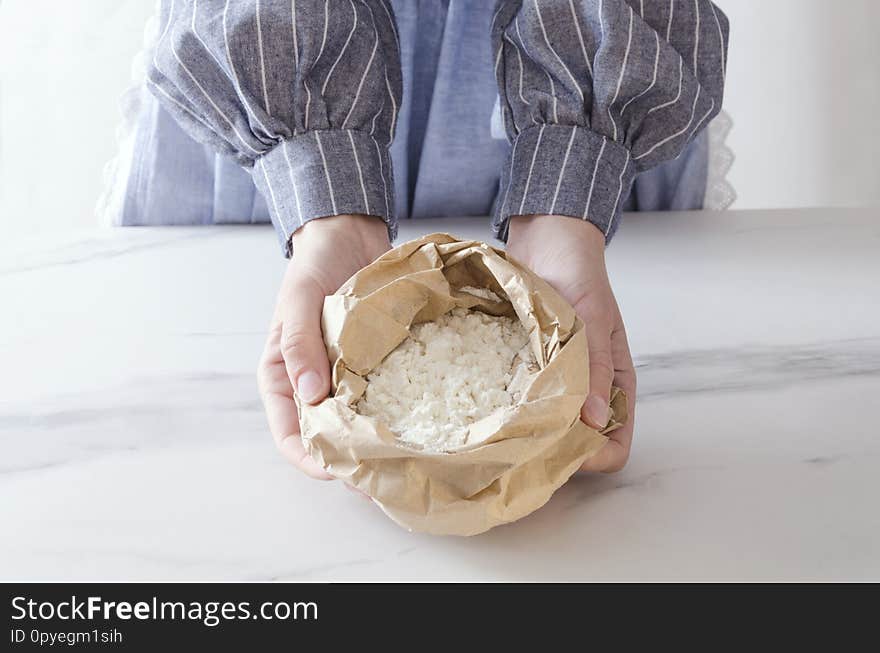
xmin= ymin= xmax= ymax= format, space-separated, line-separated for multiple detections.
xmin=148 ymin=0 xmax=728 ymax=255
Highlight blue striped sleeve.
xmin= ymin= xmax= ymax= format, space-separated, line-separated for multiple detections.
xmin=492 ymin=0 xmax=729 ymax=241
xmin=148 ymin=0 xmax=403 ymax=256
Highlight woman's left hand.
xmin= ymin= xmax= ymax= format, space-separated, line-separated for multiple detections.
xmin=506 ymin=214 xmax=636 ymax=473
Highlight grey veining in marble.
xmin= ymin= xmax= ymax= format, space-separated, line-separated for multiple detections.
xmin=1 ymin=208 xmax=878 ymax=581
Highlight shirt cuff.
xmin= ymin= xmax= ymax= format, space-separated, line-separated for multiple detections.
xmin=252 ymin=129 xmax=397 ymax=257
xmin=492 ymin=125 xmax=635 ymax=243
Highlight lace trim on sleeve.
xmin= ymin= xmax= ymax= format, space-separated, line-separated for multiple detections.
xmin=703 ymin=109 xmax=737 ymax=211
xmin=95 ymin=3 xmax=161 ymax=226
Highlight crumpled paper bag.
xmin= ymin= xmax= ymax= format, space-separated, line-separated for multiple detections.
xmin=298 ymin=233 xmax=626 ymax=536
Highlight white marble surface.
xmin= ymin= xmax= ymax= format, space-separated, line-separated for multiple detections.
xmin=1 ymin=208 xmax=878 ymax=581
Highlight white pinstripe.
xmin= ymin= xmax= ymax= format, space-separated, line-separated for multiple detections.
xmin=513 ymin=41 xmax=530 ymax=106
xmin=369 ymin=100 xmax=384 ymax=136
xmin=315 ymin=0 xmax=329 ymax=63
xmin=491 ymin=3 xmax=505 ymax=32
xmin=568 ymin=0 xmax=594 ymax=79
xmin=620 ymin=31 xmax=659 ymax=117
xmin=379 ymin=0 xmax=400 ymax=145
xmin=314 ymin=131 xmax=338 ymax=214
xmin=667 ymin=0 xmax=675 ymax=41
xmin=384 ymin=70 xmax=398 ymax=142
xmin=639 ymin=0 xmax=644 ymax=18
xmin=260 ymin=158 xmax=287 ymax=239
xmin=512 ymin=16 xmax=551 ymax=123
xmin=304 ymin=0 xmax=329 ymax=131
xmin=709 ymin=1 xmax=726 ymax=84
xmin=549 ymin=127 xmax=577 ymax=215
xmin=583 ymin=137 xmax=607 ymax=220
xmin=342 ymin=1 xmax=380 ymax=129
xmin=282 ymin=140 xmax=304 ymax=227
xmin=303 ymin=81 xmax=313 ymax=132
xmin=290 ymin=0 xmax=301 ymax=133
xmin=508 ymin=16 xmax=534 ymax=69
xmin=378 ymin=0 xmax=399 ymax=51
xmin=692 ymin=0 xmax=700 ymax=73
xmin=499 ymin=136 xmax=521 ymax=222
xmin=596 ymin=0 xmax=605 ymax=131
xmin=608 ymin=150 xmax=631 ymax=236
xmin=608 ymin=6 xmax=634 ymax=141
xmin=646 ymin=55 xmax=683 ymax=116
xmin=548 ymin=72 xmax=559 ymax=122
xmin=152 ymin=0 xmax=208 ymax=133
xmin=146 ymin=78 xmax=213 ymax=133
xmin=255 ymin=0 xmax=272 ymax=115
xmin=518 ymin=124 xmax=546 ymax=216
xmin=170 ymin=44 xmax=261 ymax=156
xmin=635 ymin=84 xmax=701 ymax=161
xmin=689 ymin=96 xmax=715 ymax=138
xmin=153 ymin=0 xmax=176 ymax=74
xmin=291 ymin=0 xmax=299 ymax=68
xmin=502 ymin=33 xmax=534 ymax=131
xmin=220 ymin=0 xmax=274 ymax=139
xmin=191 ymin=1 xmax=232 ymax=80
xmin=322 ymin=0 xmax=358 ymax=95
xmin=372 ymin=136 xmax=391 ymax=217
xmin=349 ymin=131 xmax=370 ymax=214
xmin=534 ymin=0 xmax=584 ymax=103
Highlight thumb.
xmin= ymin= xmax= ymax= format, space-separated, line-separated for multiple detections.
xmin=279 ymin=275 xmax=331 ymax=405
xmin=582 ymin=327 xmax=614 ymax=430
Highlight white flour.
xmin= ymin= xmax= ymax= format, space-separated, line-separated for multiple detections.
xmin=357 ymin=307 xmax=536 ymax=451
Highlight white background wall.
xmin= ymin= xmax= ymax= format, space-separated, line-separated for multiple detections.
xmin=0 ymin=1 xmax=157 ymax=236
xmin=722 ymin=0 xmax=880 ymax=210
xmin=1 ymin=0 xmax=878 ymax=237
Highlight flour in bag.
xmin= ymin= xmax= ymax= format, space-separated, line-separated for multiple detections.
xmin=356 ymin=307 xmax=537 ymax=451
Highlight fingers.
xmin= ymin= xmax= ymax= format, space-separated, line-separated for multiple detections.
xmin=579 ymin=437 xmax=628 ymax=473
xmin=278 ymin=275 xmax=331 ymax=405
xmin=582 ymin=321 xmax=615 ymax=429
xmin=258 ymin=323 xmax=333 ymax=480
xmin=608 ymin=324 xmax=636 ymax=459
xmin=580 ymin=324 xmax=637 ymax=473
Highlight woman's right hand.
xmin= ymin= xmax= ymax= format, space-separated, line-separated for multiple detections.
xmin=257 ymin=215 xmax=391 ymax=478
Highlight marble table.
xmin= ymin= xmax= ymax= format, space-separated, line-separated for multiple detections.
xmin=1 ymin=208 xmax=878 ymax=581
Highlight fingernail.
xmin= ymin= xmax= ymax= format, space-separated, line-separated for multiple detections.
xmin=296 ymin=370 xmax=325 ymax=403
xmin=585 ymin=395 xmax=609 ymax=428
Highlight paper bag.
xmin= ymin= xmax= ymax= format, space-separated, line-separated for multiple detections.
xmin=299 ymin=233 xmax=626 ymax=536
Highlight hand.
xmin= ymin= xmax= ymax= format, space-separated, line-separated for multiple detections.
xmin=257 ymin=215 xmax=391 ymax=478
xmin=506 ymin=215 xmax=636 ymax=473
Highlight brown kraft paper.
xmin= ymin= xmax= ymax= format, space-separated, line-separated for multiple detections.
xmin=298 ymin=233 xmax=626 ymax=536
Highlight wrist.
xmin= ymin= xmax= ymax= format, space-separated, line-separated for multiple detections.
xmin=507 ymin=215 xmax=606 ymax=261
xmin=291 ymin=214 xmax=390 ymax=264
